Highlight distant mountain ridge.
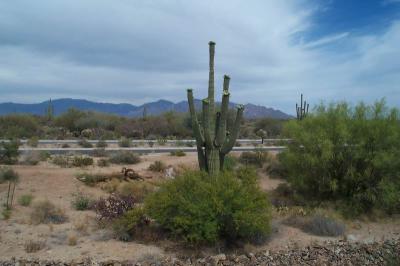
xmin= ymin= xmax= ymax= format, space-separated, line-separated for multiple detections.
xmin=0 ymin=98 xmax=292 ymax=119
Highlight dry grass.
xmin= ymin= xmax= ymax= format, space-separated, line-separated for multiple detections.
xmin=67 ymin=234 xmax=78 ymax=246
xmin=30 ymin=200 xmax=68 ymax=224
xmin=24 ymin=240 xmax=46 ymax=253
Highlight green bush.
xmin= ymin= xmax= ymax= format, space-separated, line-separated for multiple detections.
xmin=118 ymin=137 xmax=132 ymax=147
xmin=52 ymin=155 xmax=70 ymax=167
xmin=18 ymin=194 xmax=34 ymax=206
xmin=27 ymin=136 xmax=39 ymax=147
xmin=30 ymin=200 xmax=68 ymax=224
xmin=112 ymin=207 xmax=149 ymax=241
xmin=0 ymin=140 xmax=20 ymax=164
xmin=169 ymin=150 xmax=186 ymax=157
xmin=96 ymin=139 xmax=108 ymax=148
xmin=145 ymin=170 xmax=271 ymax=245
xmin=71 ymin=192 xmax=93 ymax=210
xmin=148 ymin=161 xmax=166 ymax=172
xmin=78 ymin=139 xmax=93 ymax=148
xmin=118 ymin=182 xmax=155 ymax=203
xmin=223 ymin=155 xmax=238 ymax=171
xmin=97 ymin=158 xmax=110 ymax=167
xmin=110 ymin=151 xmax=141 ymax=164
xmin=239 ymin=150 xmax=268 ymax=167
xmin=280 ymin=100 xmax=400 ymax=215
xmin=72 ymin=156 xmax=93 ymax=167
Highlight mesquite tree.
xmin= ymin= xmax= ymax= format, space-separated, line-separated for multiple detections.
xmin=187 ymin=41 xmax=244 ymax=175
xmin=296 ymin=94 xmax=309 ymax=120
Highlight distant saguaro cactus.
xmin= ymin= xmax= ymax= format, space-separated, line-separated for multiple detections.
xmin=45 ymin=98 xmax=54 ymax=121
xmin=187 ymin=41 xmax=244 ymax=175
xmin=296 ymin=94 xmax=309 ymax=120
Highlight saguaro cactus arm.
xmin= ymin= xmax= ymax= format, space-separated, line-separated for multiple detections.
xmin=187 ymin=89 xmax=204 ymax=144
xmin=215 ymin=75 xmax=230 ymax=147
xmin=221 ymin=105 xmax=244 ymax=154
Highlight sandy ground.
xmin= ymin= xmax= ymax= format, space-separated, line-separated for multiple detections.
xmin=1 ymin=152 xmax=399 ymax=261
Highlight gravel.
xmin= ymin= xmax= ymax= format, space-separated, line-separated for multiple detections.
xmin=1 ymin=238 xmax=399 ymax=266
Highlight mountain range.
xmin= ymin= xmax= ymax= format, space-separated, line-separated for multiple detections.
xmin=0 ymin=98 xmax=292 ymax=119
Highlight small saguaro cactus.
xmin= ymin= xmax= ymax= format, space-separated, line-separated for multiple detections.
xmin=187 ymin=41 xmax=244 ymax=175
xmin=296 ymin=94 xmax=309 ymax=120
xmin=45 ymin=98 xmax=54 ymax=121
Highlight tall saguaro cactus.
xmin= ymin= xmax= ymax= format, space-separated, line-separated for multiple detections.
xmin=296 ymin=94 xmax=309 ymax=120
xmin=187 ymin=41 xmax=244 ymax=175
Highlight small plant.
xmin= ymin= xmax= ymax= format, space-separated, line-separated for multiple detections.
xmin=78 ymin=139 xmax=93 ymax=148
xmin=61 ymin=143 xmax=70 ymax=148
xmin=72 ymin=156 xmax=93 ymax=167
xmin=71 ymin=192 xmax=93 ymax=211
xmin=30 ymin=200 xmax=68 ymax=224
xmin=76 ymin=172 xmax=110 ymax=186
xmin=2 ymin=208 xmax=11 ymax=220
xmin=18 ymin=194 xmax=34 ymax=206
xmin=148 ymin=160 xmax=166 ymax=172
xmin=24 ymin=240 xmax=46 ymax=253
xmin=157 ymin=138 xmax=167 ymax=146
xmin=52 ymin=155 xmax=70 ymax=167
xmin=112 ymin=207 xmax=150 ymax=241
xmin=92 ymin=148 xmax=107 ymax=157
xmin=118 ymin=182 xmax=154 ymax=203
xmin=96 ymin=139 xmax=108 ymax=148
xmin=27 ymin=136 xmax=39 ymax=147
xmin=239 ymin=150 xmax=268 ymax=167
xmin=97 ymin=158 xmax=110 ymax=167
xmin=67 ymin=234 xmax=78 ymax=246
xmin=118 ymin=137 xmax=132 ymax=147
xmin=110 ymin=151 xmax=141 ymax=164
xmin=169 ymin=150 xmax=186 ymax=157
xmin=0 ymin=167 xmax=19 ymax=209
xmin=284 ymin=213 xmax=345 ymax=237
xmin=93 ymin=194 xmax=135 ymax=221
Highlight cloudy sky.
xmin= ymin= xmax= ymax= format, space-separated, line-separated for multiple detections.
xmin=1 ymin=0 xmax=400 ymax=114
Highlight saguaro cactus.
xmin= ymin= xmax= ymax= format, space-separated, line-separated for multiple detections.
xmin=187 ymin=41 xmax=244 ymax=175
xmin=296 ymin=94 xmax=309 ymax=120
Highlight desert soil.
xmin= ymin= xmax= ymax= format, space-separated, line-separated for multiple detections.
xmin=1 ymin=152 xmax=399 ymax=262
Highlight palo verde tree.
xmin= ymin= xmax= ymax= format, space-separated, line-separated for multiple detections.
xmin=187 ymin=41 xmax=244 ymax=175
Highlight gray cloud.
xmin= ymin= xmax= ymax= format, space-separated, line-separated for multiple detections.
xmin=0 ymin=0 xmax=399 ymax=114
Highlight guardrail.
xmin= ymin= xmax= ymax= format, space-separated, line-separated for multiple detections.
xmin=17 ymin=146 xmax=286 ymax=155
xmin=0 ymin=138 xmax=291 ymax=144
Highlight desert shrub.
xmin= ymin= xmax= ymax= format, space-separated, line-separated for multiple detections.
xmin=97 ymin=158 xmax=110 ymax=167
xmin=24 ymin=240 xmax=46 ymax=253
xmin=239 ymin=150 xmax=268 ymax=167
xmin=223 ymin=155 xmax=238 ymax=171
xmin=157 ymin=138 xmax=167 ymax=146
xmin=93 ymin=194 xmax=135 ymax=220
xmin=118 ymin=182 xmax=155 ymax=203
xmin=280 ymin=101 xmax=400 ymax=215
xmin=0 ymin=114 xmax=41 ymax=138
xmin=18 ymin=194 xmax=34 ymax=206
xmin=0 ymin=140 xmax=20 ymax=164
xmin=78 ymin=139 xmax=93 ymax=148
xmin=30 ymin=200 xmax=68 ymax=224
xmin=71 ymin=192 xmax=93 ymax=211
xmin=61 ymin=143 xmax=70 ymax=148
xmin=101 ymin=178 xmax=121 ymax=193
xmin=96 ymin=139 xmax=108 ymax=148
xmin=19 ymin=151 xmax=45 ymax=165
xmin=265 ymin=153 xmax=286 ymax=179
xmin=76 ymin=173 xmax=109 ymax=186
xmin=52 ymin=155 xmax=70 ymax=167
xmin=0 ymin=167 xmax=19 ymax=209
xmin=169 ymin=150 xmax=186 ymax=157
xmin=72 ymin=156 xmax=93 ymax=167
xmin=112 ymin=207 xmax=150 ymax=241
xmin=148 ymin=160 xmax=166 ymax=172
xmin=2 ymin=208 xmax=11 ymax=219
xmin=67 ymin=234 xmax=78 ymax=246
xmin=145 ymin=170 xmax=271 ymax=245
xmin=92 ymin=148 xmax=107 ymax=157
xmin=110 ymin=151 xmax=141 ymax=164
xmin=27 ymin=136 xmax=39 ymax=147
xmin=118 ymin=137 xmax=132 ymax=147
xmin=284 ymin=213 xmax=345 ymax=237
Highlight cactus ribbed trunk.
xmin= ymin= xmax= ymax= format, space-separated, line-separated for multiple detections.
xmin=296 ymin=93 xmax=309 ymax=120
xmin=187 ymin=41 xmax=244 ymax=176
